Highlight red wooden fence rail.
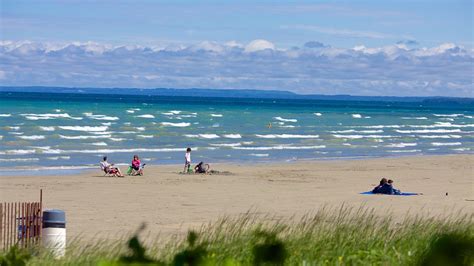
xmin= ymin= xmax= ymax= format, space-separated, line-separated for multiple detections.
xmin=0 ymin=190 xmax=42 ymax=251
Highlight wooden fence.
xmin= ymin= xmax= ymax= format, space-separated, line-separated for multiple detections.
xmin=0 ymin=191 xmax=42 ymax=251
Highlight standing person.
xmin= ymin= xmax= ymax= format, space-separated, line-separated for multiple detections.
xmin=184 ymin=147 xmax=192 ymax=173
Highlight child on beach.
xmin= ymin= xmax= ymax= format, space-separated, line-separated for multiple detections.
xmin=184 ymin=147 xmax=192 ymax=173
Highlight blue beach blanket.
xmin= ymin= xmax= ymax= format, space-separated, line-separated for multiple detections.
xmin=360 ymin=191 xmax=419 ymax=196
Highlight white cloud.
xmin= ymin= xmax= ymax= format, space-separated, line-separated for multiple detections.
xmin=0 ymin=40 xmax=472 ymax=97
xmin=244 ymin=39 xmax=275 ymax=52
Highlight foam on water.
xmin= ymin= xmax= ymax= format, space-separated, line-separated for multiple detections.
xmin=90 ymin=142 xmax=108 ymax=146
xmin=249 ymin=153 xmax=269 ymax=157
xmin=385 ymin=143 xmax=418 ymax=148
xmin=332 ymin=134 xmax=397 ymax=139
xmin=314 ymin=113 xmax=322 ymax=116
xmin=233 ymin=145 xmax=325 ymax=150
xmin=59 ymin=134 xmax=111 ymax=139
xmin=401 ymin=117 xmax=428 ymax=120
xmin=0 ymin=158 xmax=39 ymax=162
xmin=431 ymin=142 xmax=462 ymax=146
xmin=210 ymin=143 xmax=242 ymax=147
xmin=387 ymin=149 xmax=421 ymax=153
xmin=395 ymin=129 xmax=462 ymax=133
xmin=84 ymin=113 xmax=119 ymax=121
xmin=184 ymin=134 xmax=220 ymax=139
xmin=58 ymin=126 xmax=108 ymax=132
xmin=136 ymin=114 xmax=155 ymax=118
xmin=255 ymin=134 xmax=319 ymax=139
xmin=274 ymin=117 xmax=297 ymax=122
xmin=137 ymin=135 xmax=154 ymax=138
xmin=39 ymin=126 xmax=55 ymax=131
xmin=0 ymin=114 xmax=12 ymax=117
xmin=417 ymin=135 xmax=462 ymax=139
xmin=161 ymin=122 xmax=191 ymax=127
xmin=21 ymin=113 xmax=82 ymax=120
xmin=223 ymin=134 xmax=242 ymax=139
xmin=18 ymin=135 xmax=45 ymax=140
xmin=352 ymin=114 xmax=362 ymax=118
xmin=330 ymin=129 xmax=383 ymax=134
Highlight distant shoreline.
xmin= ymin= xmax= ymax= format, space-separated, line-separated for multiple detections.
xmin=1 ymin=86 xmax=473 ymax=103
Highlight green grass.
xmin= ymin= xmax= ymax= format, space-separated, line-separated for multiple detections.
xmin=2 ymin=206 xmax=473 ymax=265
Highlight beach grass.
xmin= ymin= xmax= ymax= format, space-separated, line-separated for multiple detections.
xmin=3 ymin=206 xmax=473 ymax=265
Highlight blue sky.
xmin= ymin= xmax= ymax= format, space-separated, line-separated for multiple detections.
xmin=0 ymin=0 xmax=473 ymax=96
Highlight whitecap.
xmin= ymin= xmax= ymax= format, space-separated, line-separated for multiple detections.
xmin=84 ymin=113 xmax=119 ymax=121
xmin=59 ymin=134 xmax=111 ymax=139
xmin=401 ymin=117 xmax=428 ymax=120
xmin=135 ymin=127 xmax=146 ymax=131
xmin=433 ymin=114 xmax=463 ymax=117
xmin=47 ymin=156 xmax=70 ymax=160
xmin=274 ymin=117 xmax=297 ymax=122
xmin=431 ymin=142 xmax=462 ymax=146
xmin=233 ymin=145 xmax=325 ymax=150
xmin=210 ymin=114 xmax=223 ymax=117
xmin=110 ymin=138 xmax=126 ymax=141
xmin=126 ymin=110 xmax=135 ymax=113
xmin=330 ymin=129 xmax=383 ymax=134
xmin=385 ymin=143 xmax=417 ymax=148
xmin=39 ymin=126 xmax=55 ymax=131
xmin=0 ymin=158 xmax=39 ymax=162
xmin=0 ymin=114 xmax=11 ymax=117
xmin=210 ymin=143 xmax=242 ymax=147
xmin=137 ymin=135 xmax=154 ymax=138
xmin=161 ymin=122 xmax=191 ymax=127
xmin=352 ymin=114 xmax=362 ymax=119
xmin=58 ymin=126 xmax=108 ymax=132
xmin=255 ymin=134 xmax=319 ymax=139
xmin=417 ymin=135 xmax=462 ymax=139
xmin=395 ymin=129 xmax=461 ymax=134
xmin=387 ymin=150 xmax=421 ymax=153
xmin=101 ymin=122 xmax=112 ymax=126
xmin=136 ymin=114 xmax=155 ymax=119
xmin=90 ymin=142 xmax=108 ymax=146
xmin=184 ymin=134 xmax=220 ymax=139
xmin=249 ymin=153 xmax=269 ymax=157
xmin=8 ymin=126 xmax=20 ymax=130
xmin=21 ymin=113 xmax=82 ymax=120
xmin=18 ymin=135 xmax=45 ymax=140
xmin=223 ymin=134 xmax=242 ymax=139
xmin=452 ymin=148 xmax=471 ymax=151
xmin=332 ymin=134 xmax=396 ymax=139
xmin=314 ymin=113 xmax=322 ymax=116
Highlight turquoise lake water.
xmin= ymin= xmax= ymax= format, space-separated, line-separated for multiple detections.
xmin=0 ymin=92 xmax=473 ymax=175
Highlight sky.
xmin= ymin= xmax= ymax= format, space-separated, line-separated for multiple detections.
xmin=0 ymin=0 xmax=473 ymax=97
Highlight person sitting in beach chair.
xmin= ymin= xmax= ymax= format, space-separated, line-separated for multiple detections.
xmin=194 ymin=161 xmax=210 ymax=174
xmin=128 ymin=155 xmax=145 ymax=176
xmin=100 ymin=156 xmax=124 ymax=177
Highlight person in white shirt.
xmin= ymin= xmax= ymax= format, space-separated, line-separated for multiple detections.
xmin=100 ymin=156 xmax=123 ymax=177
xmin=184 ymin=147 xmax=192 ymax=173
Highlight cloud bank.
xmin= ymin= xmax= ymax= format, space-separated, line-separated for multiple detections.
xmin=0 ymin=40 xmax=472 ymax=97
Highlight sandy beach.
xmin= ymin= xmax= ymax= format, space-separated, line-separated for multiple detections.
xmin=1 ymin=155 xmax=472 ymax=240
